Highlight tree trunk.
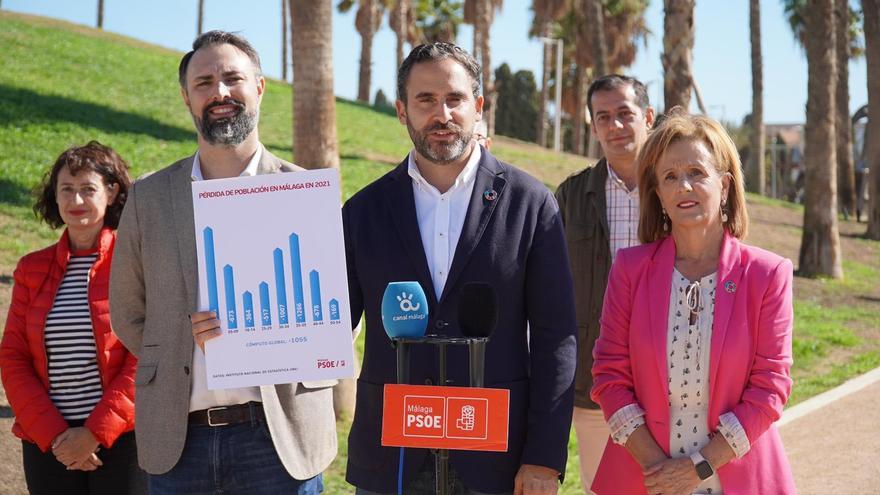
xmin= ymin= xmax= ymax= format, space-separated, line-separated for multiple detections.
xmin=537 ymin=21 xmax=551 ymax=147
xmin=394 ymin=0 xmax=408 ymax=80
xmin=355 ymin=0 xmax=381 ymax=103
xmin=197 ymin=0 xmax=205 ymax=35
xmin=864 ymin=0 xmax=880 ymax=238
xmin=282 ymin=0 xmax=288 ymax=82
xmin=478 ymin=0 xmax=496 ymax=136
xmin=799 ymin=0 xmax=843 ymax=278
xmin=748 ymin=0 xmax=766 ymax=195
xmin=358 ymin=29 xmax=374 ymax=103
xmin=358 ymin=32 xmax=373 ymax=103
xmin=573 ymin=67 xmax=588 ymax=156
xmin=97 ymin=0 xmax=104 ymax=29
xmin=290 ymin=0 xmax=340 ymax=170
xmin=836 ymin=0 xmax=856 ymax=217
xmin=662 ymin=0 xmax=695 ymax=111
xmin=472 ymin=0 xmax=482 ymax=58
xmin=586 ymin=0 xmax=608 ymax=77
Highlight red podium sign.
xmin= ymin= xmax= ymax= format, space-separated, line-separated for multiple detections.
xmin=381 ymin=384 xmax=509 ymax=451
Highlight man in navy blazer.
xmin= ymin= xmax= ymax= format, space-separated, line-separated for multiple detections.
xmin=343 ymin=42 xmax=577 ymax=494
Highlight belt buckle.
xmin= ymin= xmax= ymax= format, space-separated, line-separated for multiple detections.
xmin=206 ymin=406 xmax=229 ymax=427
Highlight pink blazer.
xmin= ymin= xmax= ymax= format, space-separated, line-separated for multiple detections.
xmin=591 ymin=232 xmax=796 ymax=495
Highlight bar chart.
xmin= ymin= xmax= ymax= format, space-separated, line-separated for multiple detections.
xmin=202 ymin=228 xmax=342 ymax=331
xmin=192 ymin=168 xmax=354 ymax=389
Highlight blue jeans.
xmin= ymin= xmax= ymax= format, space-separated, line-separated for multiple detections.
xmin=149 ymin=419 xmax=323 ymax=495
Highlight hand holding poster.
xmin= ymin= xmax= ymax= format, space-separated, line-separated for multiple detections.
xmin=192 ymin=168 xmax=354 ymax=389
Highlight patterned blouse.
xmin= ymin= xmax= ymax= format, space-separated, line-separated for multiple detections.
xmin=606 ymin=268 xmax=751 ymax=494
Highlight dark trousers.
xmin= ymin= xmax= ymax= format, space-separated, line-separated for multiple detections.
xmin=354 ymin=453 xmax=512 ymax=495
xmin=22 ymin=430 xmax=147 ymax=495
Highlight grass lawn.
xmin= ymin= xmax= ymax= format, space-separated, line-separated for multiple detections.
xmin=1 ymin=11 xmax=878 ymax=495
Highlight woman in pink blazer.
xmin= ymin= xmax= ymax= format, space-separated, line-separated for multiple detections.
xmin=591 ymin=110 xmax=796 ymax=495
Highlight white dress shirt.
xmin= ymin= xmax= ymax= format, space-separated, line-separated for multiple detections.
xmin=408 ymin=145 xmax=481 ymax=298
xmin=188 ymin=149 xmax=263 ymax=412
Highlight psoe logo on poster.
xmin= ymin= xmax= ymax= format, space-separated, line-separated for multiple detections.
xmin=316 ymin=359 xmax=345 ymax=369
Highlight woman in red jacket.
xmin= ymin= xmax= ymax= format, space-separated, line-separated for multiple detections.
xmin=1 ymin=142 xmax=145 ymax=495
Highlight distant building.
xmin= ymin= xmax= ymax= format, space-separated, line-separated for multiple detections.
xmin=765 ymin=124 xmax=804 ymax=201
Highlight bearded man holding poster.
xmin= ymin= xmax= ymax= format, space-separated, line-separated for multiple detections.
xmin=110 ymin=31 xmax=336 ymax=495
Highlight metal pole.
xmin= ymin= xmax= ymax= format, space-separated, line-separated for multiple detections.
xmin=436 ymin=343 xmax=448 ymax=495
xmin=468 ymin=339 xmax=486 ymax=388
xmin=554 ymin=39 xmax=563 ymax=153
xmin=395 ymin=340 xmax=410 ymax=385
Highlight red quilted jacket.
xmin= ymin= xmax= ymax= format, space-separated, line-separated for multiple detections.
xmin=0 ymin=227 xmax=136 ymax=452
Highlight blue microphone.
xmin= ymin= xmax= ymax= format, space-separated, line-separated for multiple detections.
xmin=381 ymin=281 xmax=429 ymax=495
xmin=381 ymin=281 xmax=429 ymax=339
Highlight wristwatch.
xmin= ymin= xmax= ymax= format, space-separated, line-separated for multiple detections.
xmin=689 ymin=451 xmax=714 ymax=481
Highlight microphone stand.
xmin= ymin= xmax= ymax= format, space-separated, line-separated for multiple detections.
xmin=393 ymin=336 xmax=490 ymax=495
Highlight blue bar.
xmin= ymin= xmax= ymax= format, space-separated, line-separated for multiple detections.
xmin=223 ymin=265 xmax=237 ymax=329
xmin=309 ymin=270 xmax=323 ymax=322
xmin=329 ymin=298 xmax=340 ymax=321
xmin=203 ymin=227 xmax=219 ymax=315
xmin=243 ymin=291 xmax=255 ymax=329
xmin=289 ymin=233 xmax=306 ymax=323
xmin=259 ymin=282 xmax=271 ymax=326
xmin=273 ymin=248 xmax=289 ymax=325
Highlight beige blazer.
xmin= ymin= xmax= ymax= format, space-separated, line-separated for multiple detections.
xmin=109 ymin=147 xmax=338 ymax=478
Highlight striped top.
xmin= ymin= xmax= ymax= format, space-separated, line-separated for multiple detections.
xmin=45 ymin=254 xmax=103 ymax=421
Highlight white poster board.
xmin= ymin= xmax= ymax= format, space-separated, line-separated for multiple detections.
xmin=192 ymin=168 xmax=354 ymax=389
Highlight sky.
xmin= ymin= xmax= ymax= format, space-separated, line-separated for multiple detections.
xmin=4 ymin=0 xmax=869 ymax=125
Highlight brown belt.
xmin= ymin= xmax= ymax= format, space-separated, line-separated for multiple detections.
xmin=188 ymin=401 xmax=264 ymax=427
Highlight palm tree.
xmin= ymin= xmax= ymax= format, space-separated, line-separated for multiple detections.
xmin=414 ymin=0 xmax=463 ymax=43
xmin=835 ymin=0 xmax=856 ymax=217
xmin=798 ymin=0 xmax=842 ymax=278
xmin=339 ymin=0 xmax=388 ymax=103
xmin=289 ymin=0 xmax=340 ymax=170
xmin=282 ymin=0 xmax=289 ymax=82
xmin=748 ymin=0 xmax=764 ymax=195
xmin=864 ymin=0 xmax=880 ymax=238
xmin=585 ymin=0 xmax=607 ymax=76
xmin=784 ymin=0 xmax=863 ymax=215
xmin=390 ymin=0 xmax=417 ymax=83
xmin=464 ymin=0 xmax=503 ymax=135
xmin=97 ymin=0 xmax=104 ymax=29
xmin=662 ymin=0 xmax=695 ymax=111
xmin=569 ymin=0 xmax=648 ymax=154
xmin=531 ymin=0 xmax=569 ymax=147
xmin=197 ymin=0 xmax=205 ymax=35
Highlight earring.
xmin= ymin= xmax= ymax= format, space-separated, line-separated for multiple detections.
xmin=662 ymin=208 xmax=669 ymax=232
xmin=721 ymin=200 xmax=729 ymax=223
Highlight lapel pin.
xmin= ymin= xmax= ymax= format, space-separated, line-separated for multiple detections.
xmin=482 ymin=188 xmax=498 ymax=202
xmin=724 ymin=281 xmax=737 ymax=294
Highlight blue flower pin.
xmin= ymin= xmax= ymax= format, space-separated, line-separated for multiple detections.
xmin=724 ymin=281 xmax=737 ymax=294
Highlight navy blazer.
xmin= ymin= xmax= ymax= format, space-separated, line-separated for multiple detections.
xmin=343 ymin=149 xmax=578 ymax=493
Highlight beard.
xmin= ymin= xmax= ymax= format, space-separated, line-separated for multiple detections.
xmin=406 ymin=119 xmax=473 ymax=165
xmin=193 ymin=98 xmax=258 ymax=146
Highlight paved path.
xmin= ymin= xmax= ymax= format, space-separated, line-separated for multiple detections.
xmin=779 ymin=368 xmax=880 ymax=494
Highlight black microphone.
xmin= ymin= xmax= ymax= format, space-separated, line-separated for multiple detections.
xmin=457 ymin=282 xmax=498 ymax=338
xmin=456 ymin=282 xmax=497 ymax=387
